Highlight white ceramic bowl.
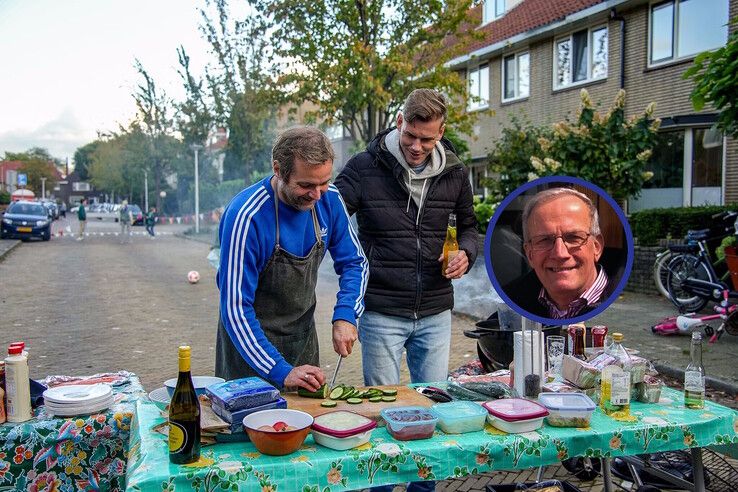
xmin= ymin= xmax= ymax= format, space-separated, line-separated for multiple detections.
xmin=164 ymin=376 xmax=225 ymax=397
xmin=148 ymin=387 xmax=171 ymax=410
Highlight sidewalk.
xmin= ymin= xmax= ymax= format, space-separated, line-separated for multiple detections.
xmin=0 ymin=238 xmax=21 ymax=261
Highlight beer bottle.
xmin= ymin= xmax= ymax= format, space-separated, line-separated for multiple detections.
xmin=442 ymin=213 xmax=459 ymax=274
xmin=169 ymin=346 xmax=201 ymax=464
xmin=572 ymin=326 xmax=586 ymax=361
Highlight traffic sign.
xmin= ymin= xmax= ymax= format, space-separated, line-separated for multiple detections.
xmin=17 ymin=173 xmax=27 ymax=186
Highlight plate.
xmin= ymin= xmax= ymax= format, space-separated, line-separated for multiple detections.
xmin=46 ymin=398 xmax=113 ymax=417
xmin=43 ymin=384 xmax=112 ymax=405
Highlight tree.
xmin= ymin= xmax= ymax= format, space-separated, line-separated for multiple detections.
xmin=684 ymin=18 xmax=738 ymax=138
xmin=247 ymin=0 xmax=481 ymax=146
xmin=4 ymin=148 xmax=58 ymax=196
xmin=73 ymin=141 xmax=101 ymax=181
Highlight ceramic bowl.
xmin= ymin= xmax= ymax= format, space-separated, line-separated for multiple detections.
xmin=163 ymin=376 xmax=225 ymax=397
xmin=242 ymin=409 xmax=313 ymax=456
xmin=148 ymin=387 xmax=171 ymax=410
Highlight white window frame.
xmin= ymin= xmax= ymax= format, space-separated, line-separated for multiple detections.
xmin=552 ymin=25 xmax=608 ymax=91
xmin=647 ymin=0 xmax=729 ymax=67
xmin=467 ymin=64 xmax=490 ymax=112
xmin=482 ymin=0 xmax=506 ymax=25
xmin=501 ymin=51 xmax=530 ymax=103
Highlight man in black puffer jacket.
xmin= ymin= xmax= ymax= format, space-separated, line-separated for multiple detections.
xmin=335 ymin=89 xmax=478 ymax=390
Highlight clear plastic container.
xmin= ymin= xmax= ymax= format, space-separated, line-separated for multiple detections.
xmin=205 ymin=377 xmax=279 ymax=411
xmin=431 ymin=401 xmax=487 ymax=434
xmin=381 ymin=406 xmax=438 ymax=441
xmin=311 ymin=411 xmax=377 ymax=450
xmin=538 ymin=392 xmax=595 ymax=428
xmin=483 ymin=398 xmax=548 ymax=434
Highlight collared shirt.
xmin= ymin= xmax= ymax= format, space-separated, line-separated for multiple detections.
xmin=538 ymin=265 xmax=609 ymax=319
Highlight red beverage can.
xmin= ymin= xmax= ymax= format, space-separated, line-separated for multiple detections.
xmin=592 ymin=326 xmax=608 ymax=348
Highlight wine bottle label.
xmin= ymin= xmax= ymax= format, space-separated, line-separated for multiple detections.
xmin=610 ymin=373 xmax=630 ymax=405
xmin=169 ymin=421 xmax=188 ymax=453
xmin=684 ymin=371 xmax=705 ymax=392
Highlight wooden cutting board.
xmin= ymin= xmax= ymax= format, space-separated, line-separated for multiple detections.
xmin=282 ymin=385 xmax=433 ymax=425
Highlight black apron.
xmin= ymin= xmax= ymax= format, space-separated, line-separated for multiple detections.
xmin=215 ymin=193 xmax=325 ymax=385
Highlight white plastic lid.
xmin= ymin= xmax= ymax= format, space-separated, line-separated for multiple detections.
xmin=538 ymin=392 xmax=595 ymax=412
xmin=483 ymin=398 xmax=548 ymax=422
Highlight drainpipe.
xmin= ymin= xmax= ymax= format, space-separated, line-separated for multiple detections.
xmin=610 ymin=8 xmax=626 ymax=89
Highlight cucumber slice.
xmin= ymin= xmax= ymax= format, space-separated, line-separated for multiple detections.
xmin=339 ymin=386 xmax=355 ymax=399
xmin=368 ymin=396 xmax=382 ymax=403
xmin=297 ymin=384 xmax=329 ymax=399
xmin=321 ymin=400 xmax=338 ymax=408
xmin=346 ymin=398 xmax=363 ymax=404
xmin=381 ymin=396 xmax=396 ymax=402
xmin=381 ymin=388 xmax=398 ymax=396
xmin=329 ymin=387 xmax=344 ymax=400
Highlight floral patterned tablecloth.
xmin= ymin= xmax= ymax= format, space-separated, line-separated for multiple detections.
xmin=0 ymin=372 xmax=144 ymax=492
xmin=125 ymin=387 xmax=738 ymax=492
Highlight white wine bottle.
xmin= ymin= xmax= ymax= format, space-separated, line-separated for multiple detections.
xmin=169 ymin=346 xmax=201 ymax=464
xmin=684 ymin=332 xmax=705 ymax=409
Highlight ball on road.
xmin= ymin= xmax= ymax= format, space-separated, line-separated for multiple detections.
xmin=187 ymin=270 xmax=200 ymax=284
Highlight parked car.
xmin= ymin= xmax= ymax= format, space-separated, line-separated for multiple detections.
xmin=87 ymin=203 xmax=119 ymax=221
xmin=0 ymin=201 xmax=51 ymax=241
xmin=129 ymin=204 xmax=144 ymax=225
xmin=40 ymin=200 xmax=59 ymax=220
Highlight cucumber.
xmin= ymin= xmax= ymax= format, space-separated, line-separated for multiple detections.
xmin=381 ymin=396 xmax=396 ymax=402
xmin=368 ymin=396 xmax=382 ymax=403
xmin=340 ymin=387 xmax=356 ymax=399
xmin=346 ymin=398 xmax=363 ymax=404
xmin=297 ymin=384 xmax=329 ymax=399
xmin=381 ymin=388 xmax=398 ymax=396
xmin=321 ymin=400 xmax=338 ymax=408
xmin=329 ymin=387 xmax=344 ymax=400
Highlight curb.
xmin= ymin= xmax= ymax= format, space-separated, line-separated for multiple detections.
xmin=0 ymin=240 xmax=21 ymax=262
xmin=652 ymin=361 xmax=738 ymax=397
xmin=174 ymin=233 xmax=212 ymax=245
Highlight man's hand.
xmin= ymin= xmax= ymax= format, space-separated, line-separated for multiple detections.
xmin=438 ymin=249 xmax=469 ymax=279
xmin=332 ymin=320 xmax=358 ymax=357
xmin=284 ymin=365 xmax=325 ymax=392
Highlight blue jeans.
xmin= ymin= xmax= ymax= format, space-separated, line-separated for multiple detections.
xmin=359 ymin=310 xmax=451 ymax=385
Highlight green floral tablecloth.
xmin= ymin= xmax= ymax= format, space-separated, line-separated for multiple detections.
xmin=0 ymin=372 xmax=144 ymax=492
xmin=125 ymin=387 xmax=738 ymax=492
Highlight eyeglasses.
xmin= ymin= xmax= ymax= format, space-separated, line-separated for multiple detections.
xmin=527 ymin=231 xmax=592 ymax=252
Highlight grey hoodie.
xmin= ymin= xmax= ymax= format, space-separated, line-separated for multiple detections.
xmin=385 ymin=129 xmax=446 ymax=218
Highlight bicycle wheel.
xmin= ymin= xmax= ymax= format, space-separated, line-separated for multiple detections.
xmin=666 ymin=254 xmax=712 ymax=313
xmin=653 ymin=250 xmax=674 ymax=299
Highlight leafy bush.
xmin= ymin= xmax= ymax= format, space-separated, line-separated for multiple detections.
xmin=0 ymin=190 xmax=9 ymax=205
xmin=473 ymin=195 xmax=498 ymax=233
xmin=716 ymin=235 xmax=737 ymax=261
xmin=629 ymin=205 xmax=738 ymax=246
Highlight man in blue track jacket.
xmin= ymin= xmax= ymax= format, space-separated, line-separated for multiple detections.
xmin=216 ymin=127 xmax=368 ymax=391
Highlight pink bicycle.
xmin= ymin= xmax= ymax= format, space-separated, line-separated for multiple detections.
xmin=651 ymin=290 xmax=738 ymax=343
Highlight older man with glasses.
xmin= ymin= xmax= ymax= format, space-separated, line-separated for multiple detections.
xmin=505 ymin=187 xmax=613 ymax=320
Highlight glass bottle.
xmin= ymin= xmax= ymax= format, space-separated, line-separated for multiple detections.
xmin=600 ymin=332 xmax=631 ymax=417
xmin=442 ymin=213 xmax=459 ymax=274
xmin=572 ymin=326 xmax=586 ymax=360
xmin=169 ymin=346 xmax=201 ymax=464
xmin=684 ymin=332 xmax=706 ymax=409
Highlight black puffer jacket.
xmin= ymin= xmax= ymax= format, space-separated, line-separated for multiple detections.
xmin=334 ymin=128 xmax=478 ymax=319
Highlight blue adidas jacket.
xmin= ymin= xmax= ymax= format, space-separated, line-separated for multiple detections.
xmin=217 ymin=176 xmax=368 ymax=386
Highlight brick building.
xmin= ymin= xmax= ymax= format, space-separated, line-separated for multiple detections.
xmin=448 ymin=0 xmax=736 ymax=210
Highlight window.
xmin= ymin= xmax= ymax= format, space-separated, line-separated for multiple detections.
xmin=554 ymin=26 xmax=608 ymax=89
xmin=73 ymin=182 xmax=91 ymax=192
xmin=482 ymin=0 xmax=506 ymax=24
xmin=467 ymin=64 xmax=489 ymax=111
xmin=649 ymin=0 xmax=729 ymax=65
xmin=502 ymin=52 xmax=530 ymax=101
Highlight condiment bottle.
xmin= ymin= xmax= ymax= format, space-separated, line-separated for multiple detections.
xmin=591 ymin=326 xmax=608 ymax=349
xmin=5 ymin=344 xmax=32 ymax=422
xmin=600 ymin=332 xmax=631 ymax=418
xmin=684 ymin=332 xmax=705 ymax=409
xmin=169 ymin=346 xmax=201 ymax=464
xmin=442 ymin=213 xmax=459 ymax=274
xmin=572 ymin=326 xmax=586 ymax=360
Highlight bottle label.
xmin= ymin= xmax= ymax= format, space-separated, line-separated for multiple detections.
xmin=684 ymin=371 xmax=705 ymax=392
xmin=610 ymin=373 xmax=630 ymax=405
xmin=169 ymin=421 xmax=187 ymax=453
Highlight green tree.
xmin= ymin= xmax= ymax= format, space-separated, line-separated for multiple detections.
xmin=3 ymin=148 xmax=58 ymax=196
xmin=72 ymin=141 xmax=101 ymax=181
xmin=248 ymin=0 xmax=481 ymax=146
xmin=683 ymin=18 xmax=738 ymax=138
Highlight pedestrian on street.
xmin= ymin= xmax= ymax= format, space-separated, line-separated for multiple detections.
xmin=335 ymin=90 xmax=478 ymax=386
xmin=119 ymin=200 xmax=133 ymax=243
xmin=76 ymin=198 xmax=87 ymax=241
xmin=145 ymin=207 xmax=157 ymax=238
xmin=215 ymin=126 xmax=368 ymax=392
xmin=59 ymin=202 xmax=66 ymax=218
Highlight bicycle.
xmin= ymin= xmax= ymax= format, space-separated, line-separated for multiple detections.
xmin=652 ymin=289 xmax=738 ymax=343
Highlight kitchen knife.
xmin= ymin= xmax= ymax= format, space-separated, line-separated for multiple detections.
xmin=329 ymin=354 xmax=343 ymax=389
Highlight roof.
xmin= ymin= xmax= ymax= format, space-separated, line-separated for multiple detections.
xmin=449 ymin=0 xmax=605 ymax=63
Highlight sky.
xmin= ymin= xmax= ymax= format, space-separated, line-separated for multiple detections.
xmin=0 ymin=0 xmax=213 ymax=161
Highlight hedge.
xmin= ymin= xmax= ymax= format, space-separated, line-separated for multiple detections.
xmin=629 ymin=204 xmax=738 ymax=246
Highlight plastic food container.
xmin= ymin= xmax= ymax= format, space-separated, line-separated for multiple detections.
xmin=431 ymin=401 xmax=487 ymax=434
xmin=205 ymin=377 xmax=280 ymax=411
xmin=538 ymin=392 xmax=595 ymax=428
xmin=311 ymin=410 xmax=377 ymax=450
xmin=483 ymin=398 xmax=548 ymax=433
xmin=381 ymin=406 xmax=438 ymax=441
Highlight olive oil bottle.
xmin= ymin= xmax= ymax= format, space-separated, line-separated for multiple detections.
xmin=684 ymin=332 xmax=705 ymax=409
xmin=169 ymin=346 xmax=201 ymax=464
xmin=442 ymin=213 xmax=459 ymax=274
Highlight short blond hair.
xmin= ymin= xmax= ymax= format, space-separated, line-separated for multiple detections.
xmin=402 ymin=89 xmax=447 ymax=124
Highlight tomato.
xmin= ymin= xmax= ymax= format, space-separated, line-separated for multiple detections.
xmin=272 ymin=421 xmax=288 ymax=432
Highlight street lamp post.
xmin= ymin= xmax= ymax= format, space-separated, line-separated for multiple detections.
xmin=191 ymin=144 xmax=203 ymax=234
xmin=144 ymin=170 xmax=149 ymax=212
xmin=40 ymin=177 xmax=47 ymax=199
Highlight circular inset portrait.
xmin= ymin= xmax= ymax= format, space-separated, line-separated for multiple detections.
xmin=485 ymin=176 xmax=633 ymax=325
